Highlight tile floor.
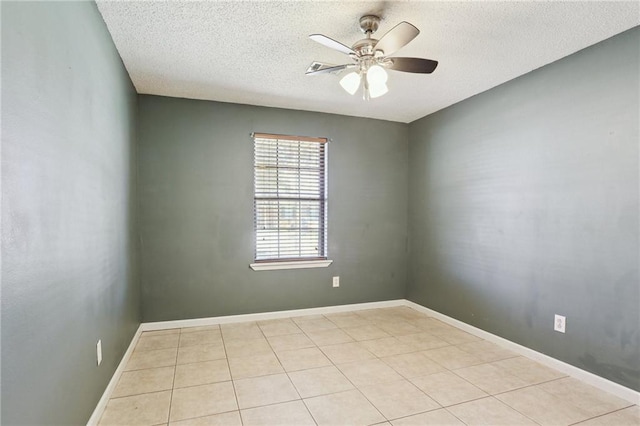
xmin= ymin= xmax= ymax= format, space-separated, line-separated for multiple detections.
xmin=98 ymin=307 xmax=639 ymax=426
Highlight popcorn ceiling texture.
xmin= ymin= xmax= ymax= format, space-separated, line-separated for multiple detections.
xmin=96 ymin=1 xmax=639 ymax=123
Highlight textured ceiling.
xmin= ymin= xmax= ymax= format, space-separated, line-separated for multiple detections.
xmin=96 ymin=1 xmax=639 ymax=123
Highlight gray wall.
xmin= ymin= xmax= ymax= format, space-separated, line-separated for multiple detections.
xmin=137 ymin=96 xmax=408 ymax=322
xmin=1 ymin=2 xmax=140 ymax=424
xmin=407 ymin=27 xmax=639 ymax=391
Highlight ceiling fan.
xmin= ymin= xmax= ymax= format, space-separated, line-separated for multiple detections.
xmin=306 ymin=15 xmax=438 ymax=100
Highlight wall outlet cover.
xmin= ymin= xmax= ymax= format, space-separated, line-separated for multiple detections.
xmin=554 ymin=315 xmax=566 ymax=333
xmin=97 ymin=339 xmax=103 ymax=366
xmin=332 ymin=276 xmax=340 ymax=288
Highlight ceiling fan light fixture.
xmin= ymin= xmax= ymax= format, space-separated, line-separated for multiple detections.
xmin=339 ymin=71 xmax=361 ymax=95
xmin=366 ymin=65 xmax=388 ymax=86
xmin=369 ymin=81 xmax=388 ymax=98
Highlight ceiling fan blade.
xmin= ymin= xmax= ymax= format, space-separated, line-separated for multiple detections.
xmin=388 ymin=57 xmax=438 ymax=73
xmin=374 ymin=22 xmax=419 ymax=56
xmin=309 ymin=34 xmax=355 ymax=55
xmin=305 ymin=63 xmax=353 ymax=76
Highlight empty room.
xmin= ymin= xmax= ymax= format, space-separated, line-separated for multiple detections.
xmin=1 ymin=1 xmax=639 ymax=425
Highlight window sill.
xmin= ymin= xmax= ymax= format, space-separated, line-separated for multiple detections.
xmin=250 ymin=259 xmax=333 ymax=271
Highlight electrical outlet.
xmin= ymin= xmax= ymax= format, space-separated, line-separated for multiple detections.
xmin=332 ymin=276 xmax=340 ymax=288
xmin=97 ymin=339 xmax=103 ymax=366
xmin=554 ymin=315 xmax=566 ymax=333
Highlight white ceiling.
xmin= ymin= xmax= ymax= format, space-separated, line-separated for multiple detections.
xmin=96 ymin=1 xmax=639 ymax=123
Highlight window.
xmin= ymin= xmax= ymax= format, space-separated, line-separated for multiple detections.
xmin=251 ymin=133 xmax=331 ymax=270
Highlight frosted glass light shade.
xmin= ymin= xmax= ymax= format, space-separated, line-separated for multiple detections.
xmin=340 ymin=72 xmax=361 ymax=95
xmin=367 ymin=65 xmax=388 ymax=86
xmin=369 ymin=82 xmax=388 ymax=98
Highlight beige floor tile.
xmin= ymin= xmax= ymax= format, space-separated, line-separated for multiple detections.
xmin=241 ymin=400 xmax=315 ymax=426
xmin=296 ymin=317 xmax=339 ymax=333
xmin=292 ymin=314 xmax=326 ymax=322
xmin=304 ymin=389 xmax=385 ymax=426
xmin=359 ymin=337 xmax=417 ymax=357
xmin=383 ymin=307 xmax=425 ymax=321
xmin=141 ymin=329 xmax=180 ymax=337
xmin=453 ymin=363 xmax=529 ymax=394
xmin=536 ymin=377 xmax=632 ymax=418
xmin=411 ymin=371 xmax=488 ymax=406
xmin=381 ymin=352 xmax=446 ymax=379
xmin=456 ymin=340 xmax=518 ymax=363
xmin=325 ymin=313 xmax=371 ymax=328
xmin=99 ymin=391 xmax=171 ymax=425
xmin=112 ymin=366 xmax=175 ymax=398
xmin=397 ymin=332 xmax=450 ymax=351
xmin=377 ymin=321 xmax=423 ymax=336
xmin=221 ymin=322 xmax=264 ymax=341
xmin=306 ymin=328 xmax=354 ymax=346
xmin=228 ymin=352 xmax=283 ymax=379
xmin=496 ymin=384 xmax=594 ymax=425
xmin=359 ymin=379 xmax=440 ymax=420
xmin=234 ymin=373 xmax=300 ymax=409
xmin=390 ymin=408 xmax=465 ymax=425
xmin=343 ymin=325 xmax=391 ymax=341
xmin=366 ymin=311 xmax=405 ymax=324
xmin=355 ymin=308 xmax=389 ymax=321
xmin=320 ymin=342 xmax=375 ymax=364
xmin=436 ymin=329 xmax=481 ymax=345
xmin=174 ymin=359 xmax=230 ymax=388
xmin=136 ymin=334 xmax=180 ymax=351
xmin=125 ymin=348 xmax=177 ymax=371
xmin=447 ymin=397 xmax=537 ymax=425
xmin=170 ymin=382 xmax=237 ymax=422
xmin=179 ymin=330 xmax=223 ymax=347
xmin=180 ymin=325 xmax=221 ymax=334
xmin=411 ymin=318 xmax=457 ymax=335
xmin=289 ymin=366 xmax=354 ymax=398
xmin=492 ymin=356 xmax=566 ymax=383
xmin=105 ymin=312 xmax=636 ymax=426
xmin=169 ymin=411 xmax=241 ymax=426
xmin=422 ymin=346 xmax=484 ymax=370
xmin=575 ymin=405 xmax=640 ymax=425
xmin=276 ymin=347 xmax=332 ymax=372
xmin=257 ymin=319 xmax=302 ymax=337
xmin=337 ymin=359 xmax=404 ymax=388
xmin=224 ymin=337 xmax=273 ymax=358
xmin=267 ymin=333 xmax=315 ymax=352
xmin=177 ymin=342 xmax=226 ymax=364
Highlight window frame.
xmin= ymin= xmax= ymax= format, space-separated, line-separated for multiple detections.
xmin=250 ymin=132 xmax=332 ymax=271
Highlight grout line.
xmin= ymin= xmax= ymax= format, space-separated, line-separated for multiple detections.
xmin=566 ymin=405 xmax=637 ymax=426
xmin=490 ymin=395 xmax=544 ymax=425
xmin=220 ymin=328 xmax=242 ymax=423
xmin=164 ymin=333 xmax=181 ymax=424
xmin=157 ymin=408 xmax=240 ymax=425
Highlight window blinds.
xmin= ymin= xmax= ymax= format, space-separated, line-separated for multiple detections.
xmin=253 ymin=133 xmax=328 ymax=262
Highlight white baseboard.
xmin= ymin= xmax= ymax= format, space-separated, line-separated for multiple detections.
xmin=86 ymin=325 xmax=143 ymax=426
xmin=140 ymin=299 xmax=407 ymax=331
xmin=402 ymin=300 xmax=640 ymax=406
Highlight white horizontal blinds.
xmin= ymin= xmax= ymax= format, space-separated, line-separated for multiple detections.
xmin=254 ymin=133 xmax=328 ymax=261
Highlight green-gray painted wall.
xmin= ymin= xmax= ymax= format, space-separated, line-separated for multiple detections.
xmin=407 ymin=27 xmax=639 ymax=391
xmin=1 ymin=2 xmax=140 ymax=424
xmin=137 ymin=96 xmax=408 ymax=322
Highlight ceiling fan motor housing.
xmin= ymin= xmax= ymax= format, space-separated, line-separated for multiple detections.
xmin=359 ymin=15 xmax=380 ymax=35
xmin=352 ymin=38 xmax=378 ymax=57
